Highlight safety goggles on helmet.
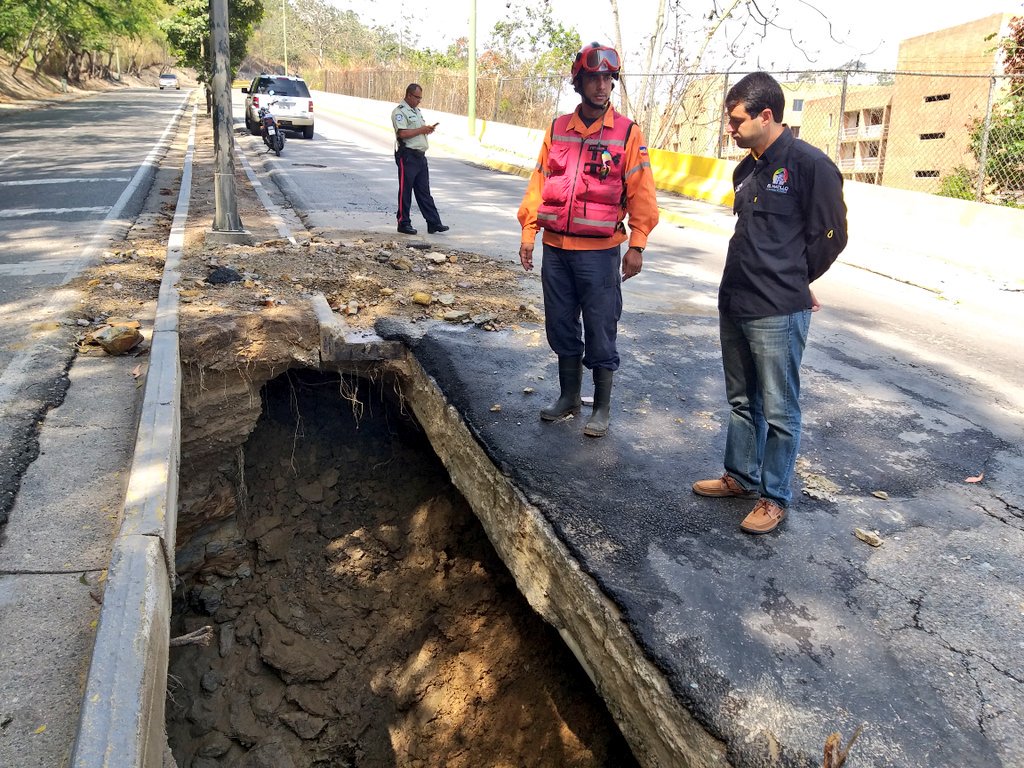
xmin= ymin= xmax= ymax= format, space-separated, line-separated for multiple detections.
xmin=572 ymin=44 xmax=620 ymax=82
xmin=581 ymin=46 xmax=620 ymax=73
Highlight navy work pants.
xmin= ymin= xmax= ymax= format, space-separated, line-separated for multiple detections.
xmin=540 ymin=243 xmax=622 ymax=371
xmin=395 ymin=148 xmax=441 ymax=228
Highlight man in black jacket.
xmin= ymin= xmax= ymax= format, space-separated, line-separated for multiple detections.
xmin=692 ymin=72 xmax=848 ymax=535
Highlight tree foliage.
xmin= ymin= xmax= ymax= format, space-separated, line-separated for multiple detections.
xmin=607 ymin=0 xmax=860 ymax=147
xmin=0 ymin=0 xmax=162 ymax=80
xmin=162 ymin=0 xmax=263 ymax=84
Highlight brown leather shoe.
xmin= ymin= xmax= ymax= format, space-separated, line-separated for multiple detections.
xmin=692 ymin=473 xmax=758 ymax=499
xmin=740 ymin=499 xmax=786 ymax=534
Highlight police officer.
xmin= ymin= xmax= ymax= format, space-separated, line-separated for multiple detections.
xmin=517 ymin=43 xmax=659 ymax=438
xmin=392 ymin=83 xmax=449 ymax=236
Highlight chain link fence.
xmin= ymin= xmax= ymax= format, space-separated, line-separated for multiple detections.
xmin=313 ymin=67 xmax=1024 ymax=208
xmin=656 ymin=70 xmax=1024 ymax=208
xmin=315 ymin=68 xmax=566 ymax=136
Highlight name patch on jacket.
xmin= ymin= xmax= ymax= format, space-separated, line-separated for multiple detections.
xmin=766 ymin=167 xmax=790 ymax=194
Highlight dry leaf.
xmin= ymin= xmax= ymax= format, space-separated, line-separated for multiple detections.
xmin=965 ymin=472 xmax=984 ymax=483
xmin=131 ymin=364 xmax=143 ymax=379
xmin=854 ymin=528 xmax=883 ymax=547
xmin=871 ymin=490 xmax=889 ymax=500
xmin=33 ymin=724 xmax=47 ymax=735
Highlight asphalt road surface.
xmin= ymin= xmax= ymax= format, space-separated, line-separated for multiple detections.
xmin=0 ymin=87 xmax=190 ymax=523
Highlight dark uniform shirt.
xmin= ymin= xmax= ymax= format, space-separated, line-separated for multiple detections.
xmin=719 ymin=127 xmax=848 ymax=319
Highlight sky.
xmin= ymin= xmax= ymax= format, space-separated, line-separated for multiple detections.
xmin=338 ymin=0 xmax=1024 ymax=72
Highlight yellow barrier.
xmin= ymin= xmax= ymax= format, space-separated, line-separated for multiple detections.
xmin=649 ymin=148 xmax=737 ymax=207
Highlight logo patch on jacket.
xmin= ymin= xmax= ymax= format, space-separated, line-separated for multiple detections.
xmin=767 ymin=167 xmax=790 ymax=193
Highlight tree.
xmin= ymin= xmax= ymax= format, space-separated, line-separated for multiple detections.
xmin=162 ymin=0 xmax=263 ymax=85
xmin=2 ymin=0 xmax=161 ymax=80
xmin=484 ymin=0 xmax=581 ymax=126
xmin=607 ymin=0 xmax=855 ymax=148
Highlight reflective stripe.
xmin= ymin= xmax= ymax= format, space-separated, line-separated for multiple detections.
xmin=571 ymin=216 xmax=617 ymax=228
xmin=537 ymin=212 xmax=559 ymax=221
xmin=623 ymin=160 xmax=651 ymax=179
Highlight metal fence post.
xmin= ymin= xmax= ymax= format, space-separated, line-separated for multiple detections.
xmin=976 ymin=75 xmax=997 ymax=201
xmin=835 ymin=71 xmax=849 ymax=164
xmin=716 ymin=74 xmax=729 ymax=159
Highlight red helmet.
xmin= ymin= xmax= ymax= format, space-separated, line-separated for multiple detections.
xmin=571 ymin=43 xmax=620 ymax=84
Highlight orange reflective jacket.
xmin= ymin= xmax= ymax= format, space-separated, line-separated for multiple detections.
xmin=519 ymin=106 xmax=658 ymax=252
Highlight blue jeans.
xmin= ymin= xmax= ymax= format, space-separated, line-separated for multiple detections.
xmin=541 ymin=244 xmax=622 ymax=371
xmin=720 ymin=310 xmax=811 ymax=508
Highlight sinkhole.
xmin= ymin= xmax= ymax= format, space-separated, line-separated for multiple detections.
xmin=166 ymin=368 xmax=639 ymax=768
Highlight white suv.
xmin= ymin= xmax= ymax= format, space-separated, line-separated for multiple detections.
xmin=242 ymin=74 xmax=314 ymax=139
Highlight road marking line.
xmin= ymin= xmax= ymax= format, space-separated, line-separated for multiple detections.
xmin=0 ymin=149 xmax=25 ymax=166
xmin=0 ymin=206 xmax=110 ymax=218
xmin=234 ymin=138 xmax=297 ymax=244
xmin=0 ymin=178 xmax=131 ymax=186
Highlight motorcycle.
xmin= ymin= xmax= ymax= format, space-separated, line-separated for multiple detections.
xmin=259 ymin=100 xmax=285 ymax=156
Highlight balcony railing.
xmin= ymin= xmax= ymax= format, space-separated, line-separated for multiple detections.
xmin=841 ymin=123 xmax=886 ymax=140
xmin=838 ymin=157 xmax=882 ymax=172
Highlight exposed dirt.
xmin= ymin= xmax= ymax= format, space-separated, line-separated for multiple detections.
xmin=57 ymin=94 xmax=635 ymax=766
xmin=166 ymin=370 xmax=638 ymax=768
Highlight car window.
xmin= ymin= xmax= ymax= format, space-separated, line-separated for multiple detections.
xmin=255 ymin=77 xmax=310 ymax=97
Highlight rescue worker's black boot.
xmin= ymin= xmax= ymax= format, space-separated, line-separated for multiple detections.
xmin=540 ymin=356 xmax=583 ymax=421
xmin=583 ymin=367 xmax=613 ymax=438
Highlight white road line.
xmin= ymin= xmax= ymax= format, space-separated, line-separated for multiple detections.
xmin=0 ymin=206 xmax=110 ymax=218
xmin=0 ymin=150 xmax=25 ymax=166
xmin=0 ymin=178 xmax=131 ymax=186
xmin=234 ymin=139 xmax=297 ymax=244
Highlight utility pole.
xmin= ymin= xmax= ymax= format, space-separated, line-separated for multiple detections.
xmin=282 ymin=0 xmax=288 ymax=75
xmin=207 ymin=0 xmax=251 ymax=243
xmin=468 ymin=0 xmax=476 ymax=135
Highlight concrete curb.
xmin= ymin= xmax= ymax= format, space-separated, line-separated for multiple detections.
xmin=71 ymin=102 xmax=196 ymax=768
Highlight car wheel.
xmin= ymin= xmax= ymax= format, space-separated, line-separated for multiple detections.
xmin=302 ymin=125 xmax=313 ymax=140
xmin=248 ymin=114 xmax=261 ymax=136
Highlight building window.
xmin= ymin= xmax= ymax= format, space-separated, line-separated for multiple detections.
xmin=791 ymin=126 xmax=801 ymax=138
xmin=924 ymin=93 xmax=951 ymax=103
xmin=915 ymin=170 xmax=940 ymax=177
xmin=919 ymin=132 xmax=946 ymax=140
xmin=792 ymin=99 xmax=804 ymax=111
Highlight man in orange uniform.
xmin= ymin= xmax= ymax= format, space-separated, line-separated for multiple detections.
xmin=517 ymin=43 xmax=659 ymax=438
